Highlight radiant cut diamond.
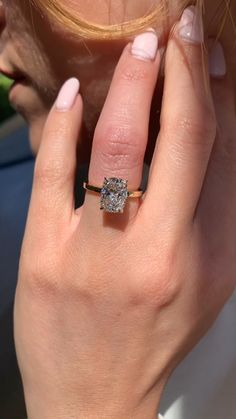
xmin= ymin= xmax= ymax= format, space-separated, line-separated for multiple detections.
xmin=100 ymin=177 xmax=129 ymax=213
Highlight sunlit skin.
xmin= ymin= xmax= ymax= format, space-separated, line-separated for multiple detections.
xmin=0 ymin=0 xmax=235 ymax=155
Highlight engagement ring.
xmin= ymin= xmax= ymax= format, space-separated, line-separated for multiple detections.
xmin=83 ymin=177 xmax=143 ymax=213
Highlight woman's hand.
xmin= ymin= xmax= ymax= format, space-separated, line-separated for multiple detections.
xmin=14 ymin=6 xmax=236 ymax=419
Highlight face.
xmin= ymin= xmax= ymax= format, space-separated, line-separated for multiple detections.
xmin=0 ymin=0 xmax=235 ymax=155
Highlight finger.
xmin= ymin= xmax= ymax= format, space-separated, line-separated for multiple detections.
xmin=83 ymin=30 xmax=161 ymax=221
xmin=196 ymin=42 xmax=236 ymax=241
xmin=144 ymin=6 xmax=217 ymax=231
xmin=27 ymin=78 xmax=82 ymax=236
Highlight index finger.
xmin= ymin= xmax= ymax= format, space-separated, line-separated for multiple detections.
xmin=26 ymin=78 xmax=82 ymax=241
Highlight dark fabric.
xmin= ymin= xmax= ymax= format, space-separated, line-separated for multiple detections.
xmin=0 ymin=126 xmax=32 ymax=167
xmin=0 ymin=125 xmax=34 ymax=418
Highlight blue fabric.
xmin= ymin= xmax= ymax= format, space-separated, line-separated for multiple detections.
xmin=0 ymin=125 xmax=34 ymax=416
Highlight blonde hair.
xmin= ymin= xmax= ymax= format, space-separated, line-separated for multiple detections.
xmin=29 ymin=0 xmax=232 ymax=41
xmin=30 ymin=0 xmax=236 ymax=40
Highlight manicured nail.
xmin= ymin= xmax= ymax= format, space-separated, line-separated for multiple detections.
xmin=56 ymin=77 xmax=80 ymax=111
xmin=209 ymin=41 xmax=226 ymax=78
xmin=131 ymin=28 xmax=158 ymax=62
xmin=179 ymin=6 xmax=204 ymax=44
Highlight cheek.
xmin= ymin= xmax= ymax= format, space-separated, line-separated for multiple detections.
xmin=4 ymin=0 xmax=22 ymax=32
xmin=29 ymin=114 xmax=49 ymax=155
xmin=65 ymin=0 xmax=155 ymax=24
xmin=4 ymin=1 xmax=32 ymax=53
xmin=5 ymin=1 xmax=58 ymax=94
xmin=65 ymin=0 xmax=110 ymax=23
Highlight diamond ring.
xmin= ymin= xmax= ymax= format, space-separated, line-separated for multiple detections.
xmin=83 ymin=177 xmax=143 ymax=213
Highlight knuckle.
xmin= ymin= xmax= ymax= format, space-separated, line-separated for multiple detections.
xmin=34 ymin=158 xmax=73 ymax=186
xmin=20 ymin=251 xmax=61 ymax=299
xmin=129 ymin=246 xmax=182 ymax=308
xmin=118 ymin=62 xmax=150 ymax=83
xmin=46 ymin=123 xmax=66 ymax=140
xmin=162 ymin=111 xmax=216 ymax=146
xmin=45 ymin=117 xmax=74 ymax=144
xmin=95 ymin=125 xmax=144 ymax=171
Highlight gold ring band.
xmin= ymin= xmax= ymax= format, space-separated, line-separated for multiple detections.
xmin=83 ymin=182 xmax=143 ymax=198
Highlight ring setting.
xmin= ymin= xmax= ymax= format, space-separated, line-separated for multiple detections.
xmin=83 ymin=177 xmax=143 ymax=213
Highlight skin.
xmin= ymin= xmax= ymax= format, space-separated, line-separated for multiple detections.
xmin=0 ymin=0 xmax=236 ymax=417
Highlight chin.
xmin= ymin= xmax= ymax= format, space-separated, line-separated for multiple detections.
xmin=12 ymin=107 xmax=48 ymax=155
xmin=9 ymin=84 xmax=52 ymax=154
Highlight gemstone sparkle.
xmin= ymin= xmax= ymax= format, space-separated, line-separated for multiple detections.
xmin=100 ymin=177 xmax=129 ymax=213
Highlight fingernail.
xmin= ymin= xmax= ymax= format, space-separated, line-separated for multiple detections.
xmin=56 ymin=77 xmax=80 ymax=111
xmin=209 ymin=41 xmax=226 ymax=78
xmin=131 ymin=28 xmax=158 ymax=62
xmin=179 ymin=6 xmax=204 ymax=44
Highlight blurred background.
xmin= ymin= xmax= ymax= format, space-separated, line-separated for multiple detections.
xmin=0 ymin=74 xmax=34 ymax=418
xmin=0 ymin=75 xmax=16 ymax=122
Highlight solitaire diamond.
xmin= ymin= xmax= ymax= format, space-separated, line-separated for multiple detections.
xmin=100 ymin=177 xmax=129 ymax=213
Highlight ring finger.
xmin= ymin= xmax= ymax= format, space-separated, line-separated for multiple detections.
xmin=83 ymin=29 xmax=161 ymax=222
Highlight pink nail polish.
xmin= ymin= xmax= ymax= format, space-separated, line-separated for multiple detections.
xmin=209 ymin=41 xmax=226 ymax=78
xmin=56 ymin=78 xmax=80 ymax=111
xmin=179 ymin=6 xmax=204 ymax=44
xmin=131 ymin=29 xmax=158 ymax=62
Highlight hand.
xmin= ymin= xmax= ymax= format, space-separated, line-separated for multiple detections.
xmin=14 ymin=7 xmax=236 ymax=419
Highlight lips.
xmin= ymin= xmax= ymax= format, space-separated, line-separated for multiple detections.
xmin=0 ymin=67 xmax=26 ymax=82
